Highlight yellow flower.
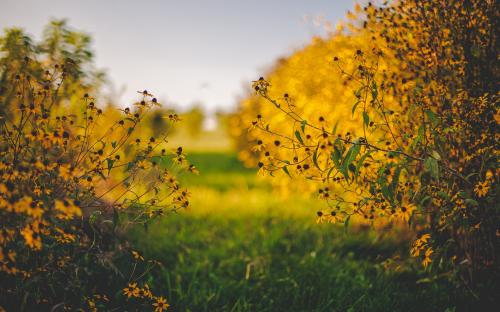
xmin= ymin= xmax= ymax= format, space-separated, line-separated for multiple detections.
xmin=140 ymin=284 xmax=153 ymax=299
xmin=27 ymin=203 xmax=44 ymax=219
xmin=54 ymin=228 xmax=76 ymax=244
xmin=13 ymin=196 xmax=33 ymax=214
xmin=59 ymin=164 xmax=84 ymax=180
xmin=54 ymin=199 xmax=82 ymax=220
xmin=49 ymin=129 xmax=64 ymax=145
xmin=327 ymin=211 xmax=343 ymax=224
xmin=251 ymin=77 xmax=270 ymax=95
xmin=257 ymin=162 xmax=267 ymax=176
xmin=132 ymin=250 xmax=144 ymax=261
xmin=474 ymin=180 xmax=490 ymax=197
xmin=136 ymin=160 xmax=149 ymax=169
xmin=7 ymin=250 xmax=16 ymax=262
xmin=59 ymin=165 xmax=73 ymax=180
xmin=398 ymin=203 xmax=415 ymax=222
xmin=188 ymin=164 xmax=199 ymax=175
xmin=20 ymin=225 xmax=42 ymax=250
xmin=422 ymin=247 xmax=433 ymax=268
xmin=316 ymin=211 xmax=328 ymax=223
xmin=163 ymin=113 xmax=181 ymax=122
xmin=153 ymin=296 xmax=170 ymax=312
xmin=410 ymin=234 xmax=431 ymax=257
xmin=33 ymin=186 xmax=42 ymax=196
xmin=123 ymin=282 xmax=139 ymax=299
xmin=251 ymin=140 xmax=266 ymax=152
xmin=86 ymin=298 xmax=97 ymax=312
xmin=455 ymin=198 xmax=466 ymax=209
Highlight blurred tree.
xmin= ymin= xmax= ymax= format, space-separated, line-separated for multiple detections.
xmin=0 ymin=19 xmax=106 ymax=116
xmin=182 ymin=104 xmax=205 ymax=138
xmin=148 ymin=108 xmax=173 ymax=137
xmin=215 ymin=109 xmax=231 ymax=131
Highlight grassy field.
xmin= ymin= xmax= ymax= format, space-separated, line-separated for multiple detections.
xmin=130 ymin=152 xmax=471 ymax=312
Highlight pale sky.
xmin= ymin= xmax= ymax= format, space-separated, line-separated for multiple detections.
xmin=0 ymin=0 xmax=355 ymax=114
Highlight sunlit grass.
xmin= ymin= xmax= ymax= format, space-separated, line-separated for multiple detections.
xmin=167 ymin=127 xmax=233 ymax=152
xmin=130 ymin=152 xmax=471 ymax=311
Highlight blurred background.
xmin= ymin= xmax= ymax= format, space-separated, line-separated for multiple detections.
xmin=0 ymin=0 xmax=353 ymax=132
xmin=0 ymin=1 xmax=467 ymax=310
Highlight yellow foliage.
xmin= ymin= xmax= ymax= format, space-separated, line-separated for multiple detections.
xmin=232 ymin=0 xmax=499 ymax=279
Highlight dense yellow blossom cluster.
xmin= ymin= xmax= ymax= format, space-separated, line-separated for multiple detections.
xmin=0 ymin=57 xmax=187 ymax=309
xmin=232 ymin=0 xmax=499 ymax=285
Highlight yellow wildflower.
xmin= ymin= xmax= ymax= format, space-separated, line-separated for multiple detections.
xmin=20 ymin=225 xmax=42 ymax=250
xmin=474 ymin=180 xmax=490 ymax=197
xmin=316 ymin=211 xmax=328 ymax=223
xmin=153 ymin=296 xmax=169 ymax=312
xmin=123 ymin=282 xmax=139 ymax=299
xmin=422 ymin=247 xmax=433 ymax=268
xmin=132 ymin=250 xmax=144 ymax=261
xmin=54 ymin=199 xmax=82 ymax=220
xmin=327 ymin=211 xmax=343 ymax=224
xmin=140 ymin=284 xmax=153 ymax=299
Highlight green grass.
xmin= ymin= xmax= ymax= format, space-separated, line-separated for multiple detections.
xmin=130 ymin=152 xmax=472 ymax=311
xmin=179 ymin=152 xmax=258 ymax=191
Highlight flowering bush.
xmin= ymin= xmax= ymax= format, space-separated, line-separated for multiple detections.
xmin=0 ymin=23 xmax=193 ymax=311
xmin=235 ymin=0 xmax=499 ymax=297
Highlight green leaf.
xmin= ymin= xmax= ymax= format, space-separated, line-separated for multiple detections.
xmin=352 ymin=101 xmax=362 ymax=116
xmin=332 ymin=121 xmax=339 ymax=135
xmin=332 ymin=138 xmax=343 ymax=168
xmin=301 ymin=120 xmax=307 ymax=133
xmin=339 ymin=167 xmax=349 ymax=181
xmin=420 ymin=196 xmax=432 ymax=206
xmin=282 ymin=166 xmax=291 ymax=178
xmin=424 ymin=157 xmax=439 ymax=180
xmin=437 ymin=191 xmax=450 ymax=200
xmin=425 ymin=110 xmax=438 ymax=127
xmin=431 ymin=150 xmax=441 ymax=160
xmin=126 ymin=162 xmax=134 ymax=171
xmin=89 ymin=211 xmax=101 ymax=225
xmin=326 ymin=167 xmax=335 ymax=181
xmin=344 ymin=215 xmax=350 ymax=234
xmin=354 ymin=87 xmax=363 ymax=99
xmin=112 ymin=208 xmax=119 ymax=230
xmin=295 ymin=130 xmax=304 ymax=144
xmin=465 ymin=198 xmax=479 ymax=207
xmin=331 ymin=148 xmax=340 ymax=167
xmin=465 ymin=172 xmax=478 ymax=181
xmin=106 ymin=158 xmax=114 ymax=174
xmin=413 ymin=125 xmax=425 ymax=147
xmin=313 ymin=144 xmax=320 ymax=170
xmin=363 ymin=111 xmax=370 ymax=128
xmin=390 ymin=166 xmax=402 ymax=192
xmin=342 ymin=141 xmax=361 ymax=170
xmin=371 ymin=81 xmax=378 ymax=99
xmin=381 ymin=185 xmax=392 ymax=201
